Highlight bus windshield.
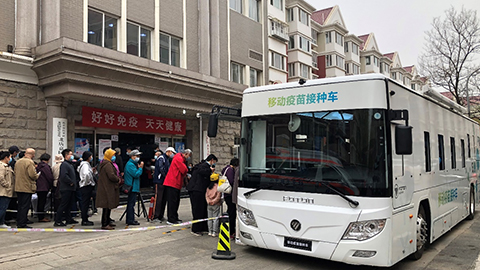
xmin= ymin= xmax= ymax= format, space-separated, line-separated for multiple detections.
xmin=240 ymin=109 xmax=389 ymax=197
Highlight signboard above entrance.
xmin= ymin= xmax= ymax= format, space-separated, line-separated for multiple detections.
xmin=82 ymin=106 xmax=186 ymax=136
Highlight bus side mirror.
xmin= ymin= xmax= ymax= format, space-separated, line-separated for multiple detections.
xmin=395 ymin=125 xmax=413 ymax=155
xmin=207 ymin=112 xmax=219 ymax=138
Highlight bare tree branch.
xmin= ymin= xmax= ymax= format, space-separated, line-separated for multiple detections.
xmin=419 ymin=6 xmax=480 ymax=107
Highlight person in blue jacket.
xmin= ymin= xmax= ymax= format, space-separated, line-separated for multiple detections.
xmin=124 ymin=149 xmax=144 ymax=225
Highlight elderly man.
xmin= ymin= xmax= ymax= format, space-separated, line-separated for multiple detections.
xmin=14 ymin=148 xmax=39 ymax=228
xmin=54 ymin=149 xmax=79 ymax=227
xmin=163 ymin=149 xmax=192 ymax=225
xmin=152 ymin=147 xmax=176 ymax=223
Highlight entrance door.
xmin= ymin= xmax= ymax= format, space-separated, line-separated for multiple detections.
xmin=118 ymin=133 xmax=156 ymax=188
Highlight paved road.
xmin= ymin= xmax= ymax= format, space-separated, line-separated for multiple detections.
xmin=1 ymin=199 xmax=480 ymax=270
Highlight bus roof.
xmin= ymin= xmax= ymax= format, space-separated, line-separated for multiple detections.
xmin=244 ymin=74 xmax=389 ymax=94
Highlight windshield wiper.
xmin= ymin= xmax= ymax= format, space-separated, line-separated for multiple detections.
xmin=244 ymin=185 xmax=273 ymax=199
xmin=320 ymin=181 xmax=359 ymax=208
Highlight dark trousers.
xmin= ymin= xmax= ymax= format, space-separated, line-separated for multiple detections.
xmin=16 ymin=192 xmax=32 ymax=228
xmin=101 ymin=208 xmax=111 ymax=227
xmin=153 ymin=184 xmax=167 ymax=220
xmin=189 ymin=191 xmax=208 ymax=233
xmin=55 ymin=190 xmax=75 ymax=224
xmin=80 ymin=186 xmax=94 ymax=222
xmin=126 ymin=191 xmax=138 ymax=224
xmin=225 ymin=195 xmax=236 ymax=237
xmin=5 ymin=198 xmax=17 ymax=221
xmin=0 ymin=196 xmax=11 ymax=225
xmin=165 ymin=186 xmax=180 ymax=223
xmin=36 ymin=191 xmax=48 ymax=220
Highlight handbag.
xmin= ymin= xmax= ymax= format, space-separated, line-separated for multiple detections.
xmin=217 ymin=167 xmax=232 ymax=194
xmin=121 ymin=183 xmax=132 ymax=194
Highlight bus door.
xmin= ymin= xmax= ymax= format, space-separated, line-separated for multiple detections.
xmin=391 ymin=123 xmax=414 ymax=209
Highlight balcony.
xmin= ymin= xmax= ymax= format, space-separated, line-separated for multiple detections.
xmin=269 ymin=19 xmax=289 ymax=41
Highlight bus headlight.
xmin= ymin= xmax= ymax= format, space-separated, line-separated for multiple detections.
xmin=342 ymin=219 xmax=386 ymax=241
xmin=238 ymin=206 xmax=257 ymax=227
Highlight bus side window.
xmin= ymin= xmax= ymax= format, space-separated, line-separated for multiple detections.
xmin=450 ymin=137 xmax=456 ymax=169
xmin=438 ymin=134 xmax=445 ymax=171
xmin=424 ymin=132 xmax=431 ymax=172
xmin=467 ymin=134 xmax=471 ymax=158
xmin=461 ymin=139 xmax=465 ymax=168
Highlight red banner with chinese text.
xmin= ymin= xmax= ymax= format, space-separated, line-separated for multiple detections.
xmin=82 ymin=106 xmax=186 ymax=135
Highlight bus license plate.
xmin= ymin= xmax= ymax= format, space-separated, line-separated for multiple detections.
xmin=284 ymin=237 xmax=312 ymax=251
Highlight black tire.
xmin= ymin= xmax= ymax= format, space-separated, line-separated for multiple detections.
xmin=467 ymin=187 xmax=475 ymax=220
xmin=410 ymin=205 xmax=428 ymax=260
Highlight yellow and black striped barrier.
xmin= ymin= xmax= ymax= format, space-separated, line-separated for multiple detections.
xmin=212 ymin=215 xmax=236 ymax=260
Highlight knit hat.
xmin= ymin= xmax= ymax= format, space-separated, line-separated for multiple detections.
xmin=210 ymin=173 xmax=219 ymax=182
xmin=104 ymin=149 xmax=116 ymax=161
xmin=54 ymin=154 xmax=64 ymax=163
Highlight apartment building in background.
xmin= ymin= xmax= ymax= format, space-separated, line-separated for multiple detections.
xmin=0 ymin=0 xmax=430 ymax=167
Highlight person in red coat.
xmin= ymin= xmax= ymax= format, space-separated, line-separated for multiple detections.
xmin=163 ymin=149 xmax=192 ymax=224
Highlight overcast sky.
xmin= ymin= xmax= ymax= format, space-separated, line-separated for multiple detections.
xmin=305 ymin=0 xmax=480 ymax=68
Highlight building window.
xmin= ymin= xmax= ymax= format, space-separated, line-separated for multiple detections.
xmin=411 ymin=83 xmax=416 ymax=90
xmin=288 ymin=63 xmax=295 ymax=77
xmin=353 ymin=64 xmax=360 ymax=74
xmin=249 ymin=0 xmax=260 ymax=22
xmin=424 ymin=132 xmax=431 ymax=172
xmin=286 ymin=8 xmax=294 ymax=22
xmin=250 ymin=68 xmax=258 ymax=87
xmin=335 ymin=32 xmax=343 ymax=46
xmin=271 ymin=52 xmax=285 ymax=70
xmin=336 ymin=56 xmax=344 ymax=69
xmin=311 ymin=29 xmax=318 ymax=45
xmin=326 ymin=55 xmax=332 ymax=67
xmin=438 ymin=134 xmax=445 ymax=171
xmin=288 ymin=35 xmax=295 ymax=49
xmin=344 ymin=42 xmax=349 ymax=53
xmin=231 ymin=62 xmax=244 ymax=84
xmin=270 ymin=0 xmax=282 ymax=10
xmin=325 ymin=31 xmax=332 ymax=44
xmin=299 ymin=9 xmax=308 ymax=26
xmin=88 ymin=9 xmax=117 ymax=50
xmin=299 ymin=36 xmax=310 ymax=52
xmin=160 ymin=33 xmax=181 ymax=67
xmin=230 ymin=0 xmax=242 ymax=13
xmin=345 ymin=63 xmax=350 ymax=74
xmin=365 ymin=56 xmax=371 ymax=65
xmin=300 ymin=64 xmax=309 ymax=78
xmin=269 ymin=20 xmax=288 ymax=40
xmin=352 ymin=43 xmax=359 ymax=55
xmin=127 ymin=22 xmax=151 ymax=58
xmin=373 ymin=56 xmax=379 ymax=67
xmin=391 ymin=72 xmax=397 ymax=80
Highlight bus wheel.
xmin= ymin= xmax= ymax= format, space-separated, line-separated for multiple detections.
xmin=467 ymin=187 xmax=475 ymax=220
xmin=410 ymin=205 xmax=428 ymax=260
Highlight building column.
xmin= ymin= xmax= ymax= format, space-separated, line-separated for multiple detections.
xmin=198 ymin=0 xmax=210 ymax=75
xmin=210 ymin=0 xmax=220 ymax=78
xmin=46 ymin=97 xmax=68 ymax=160
xmin=15 ymin=0 xmax=39 ymax=56
xmin=41 ymin=0 xmax=61 ymax=44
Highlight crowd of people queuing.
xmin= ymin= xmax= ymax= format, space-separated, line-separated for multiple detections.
xmin=0 ymin=144 xmax=239 ymax=237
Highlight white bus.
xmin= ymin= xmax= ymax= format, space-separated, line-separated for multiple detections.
xmin=226 ymin=74 xmax=478 ymax=266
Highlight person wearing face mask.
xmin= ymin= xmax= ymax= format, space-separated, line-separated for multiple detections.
xmin=54 ymin=149 xmax=79 ymax=227
xmin=78 ymin=151 xmax=95 ymax=226
xmin=163 ymin=149 xmax=192 ymax=225
xmin=0 ymin=151 xmax=15 ymax=228
xmin=124 ymin=149 xmax=144 ymax=225
xmin=96 ymin=148 xmax=121 ymax=230
xmin=151 ymin=147 xmax=175 ymax=223
xmin=35 ymin=153 xmax=54 ymax=222
xmin=186 ymin=154 xmax=218 ymax=236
